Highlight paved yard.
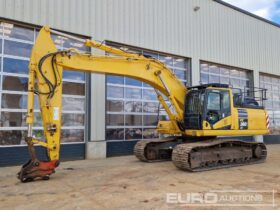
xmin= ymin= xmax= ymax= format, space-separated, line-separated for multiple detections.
xmin=0 ymin=145 xmax=279 ymax=210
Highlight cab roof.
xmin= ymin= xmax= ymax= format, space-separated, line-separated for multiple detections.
xmin=187 ymin=83 xmax=229 ymax=90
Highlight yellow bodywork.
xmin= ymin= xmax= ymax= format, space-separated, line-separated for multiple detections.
xmin=185 ymin=87 xmax=269 ymax=137
xmin=27 ymin=26 xmax=269 ymax=161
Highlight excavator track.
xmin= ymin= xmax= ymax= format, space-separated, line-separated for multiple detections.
xmin=134 ymin=137 xmax=179 ymax=162
xmin=172 ymin=139 xmax=267 ymax=172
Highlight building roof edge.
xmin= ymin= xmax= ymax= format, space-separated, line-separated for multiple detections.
xmin=213 ymin=0 xmax=280 ymax=29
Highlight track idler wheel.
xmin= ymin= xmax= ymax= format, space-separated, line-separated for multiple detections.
xmin=17 ymin=159 xmax=59 ymax=183
xmin=253 ymin=145 xmax=263 ymax=158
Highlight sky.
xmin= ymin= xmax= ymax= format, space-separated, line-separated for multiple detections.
xmin=223 ymin=0 xmax=280 ymax=24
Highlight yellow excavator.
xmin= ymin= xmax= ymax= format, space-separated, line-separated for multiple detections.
xmin=17 ymin=26 xmax=269 ymax=182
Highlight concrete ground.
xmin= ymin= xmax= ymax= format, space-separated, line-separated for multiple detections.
xmin=0 ymin=145 xmax=280 ymax=210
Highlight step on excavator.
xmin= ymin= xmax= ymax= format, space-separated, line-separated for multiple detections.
xmin=17 ymin=26 xmax=269 ymax=182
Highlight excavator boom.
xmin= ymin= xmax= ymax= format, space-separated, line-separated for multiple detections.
xmin=18 ymin=26 xmax=187 ymax=182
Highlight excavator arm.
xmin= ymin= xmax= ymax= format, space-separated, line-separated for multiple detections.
xmin=17 ymin=26 xmax=187 ymax=182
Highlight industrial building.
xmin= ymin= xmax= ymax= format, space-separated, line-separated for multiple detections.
xmin=0 ymin=0 xmax=280 ymax=166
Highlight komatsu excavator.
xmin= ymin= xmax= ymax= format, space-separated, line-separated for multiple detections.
xmin=17 ymin=26 xmax=269 ymax=182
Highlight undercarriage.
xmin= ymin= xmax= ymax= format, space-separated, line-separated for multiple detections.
xmin=134 ymin=137 xmax=267 ymax=171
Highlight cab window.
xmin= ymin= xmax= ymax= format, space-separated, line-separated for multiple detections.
xmin=222 ymin=91 xmax=230 ymax=110
xmin=207 ymin=92 xmax=221 ymax=110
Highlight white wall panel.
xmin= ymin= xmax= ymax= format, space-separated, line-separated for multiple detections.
xmin=0 ymin=0 xmax=280 ymax=75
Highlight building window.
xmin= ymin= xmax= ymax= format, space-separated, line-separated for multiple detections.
xmin=105 ymin=42 xmax=191 ymax=141
xmin=200 ymin=62 xmax=252 ymax=91
xmin=260 ymin=74 xmax=280 ymax=134
xmin=0 ymin=21 xmax=89 ymax=145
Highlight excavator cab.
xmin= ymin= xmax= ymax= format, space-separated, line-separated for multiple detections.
xmin=184 ymin=84 xmax=231 ymax=130
xmin=184 ymin=83 xmax=267 ymax=132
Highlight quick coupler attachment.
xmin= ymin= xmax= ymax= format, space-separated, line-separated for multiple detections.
xmin=17 ymin=159 xmax=60 ymax=183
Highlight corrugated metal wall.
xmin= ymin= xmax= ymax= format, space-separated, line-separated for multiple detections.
xmin=0 ymin=0 xmax=280 ymax=75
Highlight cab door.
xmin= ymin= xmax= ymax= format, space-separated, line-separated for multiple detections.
xmin=203 ymin=89 xmax=232 ymax=130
